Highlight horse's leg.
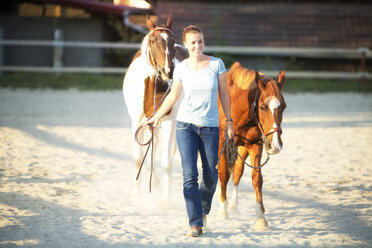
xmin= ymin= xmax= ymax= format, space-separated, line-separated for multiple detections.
xmin=217 ymin=150 xmax=230 ymax=219
xmin=149 ymin=126 xmax=160 ymax=188
xmin=131 ymin=119 xmax=144 ymax=194
xmin=229 ymin=146 xmax=248 ymax=214
xmin=159 ymin=119 xmax=174 ymax=198
xmin=249 ymin=145 xmax=269 ymax=231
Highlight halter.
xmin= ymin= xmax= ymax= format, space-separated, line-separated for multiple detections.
xmin=148 ymin=27 xmax=173 ymax=37
xmin=252 ymin=89 xmax=282 ymax=143
xmin=146 ymin=27 xmax=174 ymax=78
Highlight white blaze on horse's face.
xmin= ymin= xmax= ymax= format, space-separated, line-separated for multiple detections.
xmin=268 ymin=96 xmax=280 ymax=115
xmin=265 ymin=96 xmax=282 ymax=154
xmin=162 ymin=34 xmax=171 ymax=75
xmin=143 ymin=29 xmax=175 ymax=81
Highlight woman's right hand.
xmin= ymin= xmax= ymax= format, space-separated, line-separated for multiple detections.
xmin=143 ymin=116 xmax=159 ymax=131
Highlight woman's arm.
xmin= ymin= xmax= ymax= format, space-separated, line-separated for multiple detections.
xmin=145 ymin=80 xmax=183 ymax=128
xmin=218 ymin=72 xmax=235 ymax=139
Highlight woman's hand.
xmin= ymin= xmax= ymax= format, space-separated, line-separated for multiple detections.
xmin=225 ymin=121 xmax=235 ymax=140
xmin=143 ymin=115 xmax=160 ymax=131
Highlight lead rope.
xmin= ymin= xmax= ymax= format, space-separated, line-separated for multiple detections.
xmin=216 ymin=138 xmax=237 ymax=171
xmin=134 ymin=85 xmax=171 ymax=192
xmin=216 ymin=134 xmax=270 ymax=171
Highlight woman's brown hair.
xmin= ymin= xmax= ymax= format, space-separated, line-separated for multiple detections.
xmin=182 ymin=25 xmax=203 ymax=42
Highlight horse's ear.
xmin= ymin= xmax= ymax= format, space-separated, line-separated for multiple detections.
xmin=146 ymin=15 xmax=155 ymax=31
xmin=255 ymin=70 xmax=265 ymax=91
xmin=166 ymin=14 xmax=173 ymax=29
xmin=277 ymin=70 xmax=285 ymax=90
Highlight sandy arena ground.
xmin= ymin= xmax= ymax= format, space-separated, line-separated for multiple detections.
xmin=0 ymin=89 xmax=371 ymax=247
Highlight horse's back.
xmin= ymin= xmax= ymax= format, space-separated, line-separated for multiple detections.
xmin=174 ymin=44 xmax=189 ymax=63
xmin=227 ymin=62 xmax=271 ymax=90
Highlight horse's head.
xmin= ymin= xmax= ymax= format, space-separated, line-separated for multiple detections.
xmin=144 ymin=14 xmax=175 ymax=81
xmin=255 ymin=71 xmax=286 ymax=155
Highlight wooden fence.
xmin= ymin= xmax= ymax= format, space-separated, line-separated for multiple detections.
xmin=0 ymin=37 xmax=371 ymax=80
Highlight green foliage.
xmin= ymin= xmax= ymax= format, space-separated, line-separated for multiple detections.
xmin=285 ymin=57 xmax=305 ymax=71
xmin=0 ymin=73 xmax=123 ymax=90
xmin=104 ymin=15 xmax=145 ymax=67
xmin=207 ymin=16 xmax=236 ymax=68
xmin=215 ymin=53 xmax=235 ymax=68
xmin=284 ymin=79 xmax=372 ymax=93
xmin=1 ymin=73 xmax=371 ymax=92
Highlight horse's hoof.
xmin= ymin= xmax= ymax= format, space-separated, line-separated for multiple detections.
xmin=151 ymin=174 xmax=160 ymax=188
xmin=217 ymin=201 xmax=229 ymax=219
xmin=202 ymin=215 xmax=207 ymax=232
xmin=217 ymin=208 xmax=229 ymax=219
xmin=229 ymin=206 xmax=240 ymax=215
xmin=255 ymin=218 xmax=269 ymax=231
xmin=229 ymin=201 xmax=240 ymax=214
xmin=162 ymin=191 xmax=170 ymax=199
xmin=132 ymin=181 xmax=141 ymax=195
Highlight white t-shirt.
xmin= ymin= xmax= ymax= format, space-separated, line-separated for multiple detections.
xmin=173 ymin=56 xmax=226 ymax=127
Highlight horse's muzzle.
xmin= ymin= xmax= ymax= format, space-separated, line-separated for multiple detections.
xmin=264 ymin=130 xmax=283 ymax=155
xmin=160 ymin=66 xmax=173 ymax=82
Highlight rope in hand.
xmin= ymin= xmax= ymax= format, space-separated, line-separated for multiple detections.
xmin=134 ymin=86 xmax=171 ymax=193
xmin=216 ymin=138 xmax=237 ymax=171
xmin=134 ymin=123 xmax=154 ymax=192
xmin=216 ymin=136 xmax=270 ymax=170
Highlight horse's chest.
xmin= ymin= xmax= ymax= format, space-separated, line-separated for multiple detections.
xmin=237 ymin=126 xmax=261 ymax=146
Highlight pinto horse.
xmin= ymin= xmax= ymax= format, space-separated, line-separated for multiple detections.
xmin=123 ymin=15 xmax=187 ymax=197
xmin=217 ymin=62 xmax=286 ymax=231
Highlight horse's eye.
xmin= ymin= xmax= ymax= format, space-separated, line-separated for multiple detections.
xmin=259 ymin=106 xmax=266 ymax=111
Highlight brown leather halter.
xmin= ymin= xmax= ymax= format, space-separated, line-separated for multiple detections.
xmin=253 ymin=110 xmax=282 ymax=143
xmin=146 ymin=27 xmax=174 ymax=77
xmin=148 ymin=27 xmax=173 ymax=37
xmin=253 ymin=89 xmax=283 ymax=143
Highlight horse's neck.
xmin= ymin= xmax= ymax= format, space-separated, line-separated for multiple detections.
xmin=175 ymin=44 xmax=189 ymax=63
xmin=132 ymin=52 xmax=157 ymax=80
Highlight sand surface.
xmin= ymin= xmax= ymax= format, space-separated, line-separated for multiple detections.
xmin=0 ymin=89 xmax=371 ymax=247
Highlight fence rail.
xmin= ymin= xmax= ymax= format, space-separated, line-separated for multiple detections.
xmin=0 ymin=65 xmax=370 ymax=80
xmin=0 ymin=39 xmax=371 ymax=79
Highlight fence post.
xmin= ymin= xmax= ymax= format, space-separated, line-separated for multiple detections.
xmin=53 ymin=29 xmax=63 ymax=74
xmin=0 ymin=28 xmax=3 ymax=76
xmin=358 ymin=47 xmax=368 ymax=84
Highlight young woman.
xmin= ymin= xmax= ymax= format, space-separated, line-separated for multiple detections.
xmin=145 ymin=25 xmax=234 ymax=237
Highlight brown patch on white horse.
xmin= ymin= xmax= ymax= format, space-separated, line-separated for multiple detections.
xmin=143 ymin=76 xmax=171 ymax=118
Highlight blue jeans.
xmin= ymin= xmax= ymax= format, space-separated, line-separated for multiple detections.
xmin=176 ymin=121 xmax=219 ymax=227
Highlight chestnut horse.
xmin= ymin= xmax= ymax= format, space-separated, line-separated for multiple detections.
xmin=217 ymin=62 xmax=286 ymax=231
xmin=123 ymin=15 xmax=187 ymax=197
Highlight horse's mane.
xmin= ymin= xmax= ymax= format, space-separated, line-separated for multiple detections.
xmin=228 ymin=62 xmax=273 ymax=90
xmin=174 ymin=44 xmax=189 ymax=62
xmin=228 ymin=62 xmax=256 ymax=90
xmin=140 ymin=34 xmax=150 ymax=58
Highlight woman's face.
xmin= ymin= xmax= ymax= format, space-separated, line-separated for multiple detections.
xmin=184 ymin=32 xmax=204 ymax=56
